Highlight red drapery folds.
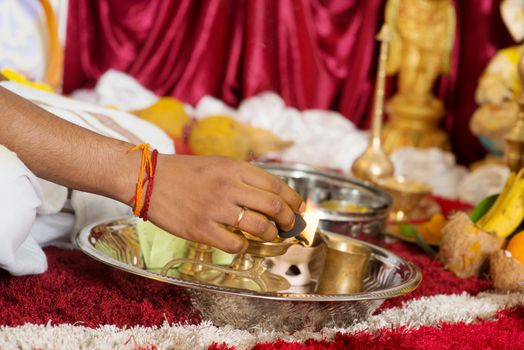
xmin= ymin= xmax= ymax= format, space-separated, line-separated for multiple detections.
xmin=63 ymin=0 xmax=515 ymax=163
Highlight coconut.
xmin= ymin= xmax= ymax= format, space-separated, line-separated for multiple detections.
xmin=489 ymin=250 xmax=524 ymax=292
xmin=439 ymin=212 xmax=504 ymax=278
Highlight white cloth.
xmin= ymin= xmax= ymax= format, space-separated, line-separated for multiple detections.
xmin=0 ymin=81 xmax=174 ymax=276
xmin=390 ymin=147 xmax=469 ymax=199
xmin=70 ymin=70 xmax=158 ymax=111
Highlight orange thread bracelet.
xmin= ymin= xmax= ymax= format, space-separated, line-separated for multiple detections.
xmin=139 ymin=149 xmax=158 ymax=221
xmin=128 ymin=143 xmax=153 ymax=216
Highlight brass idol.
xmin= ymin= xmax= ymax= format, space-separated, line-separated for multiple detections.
xmin=381 ymin=0 xmax=456 ymax=153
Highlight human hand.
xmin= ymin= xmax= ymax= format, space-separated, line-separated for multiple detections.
xmin=144 ymin=155 xmax=305 ymax=253
xmin=0 ymin=83 xmax=303 ymax=256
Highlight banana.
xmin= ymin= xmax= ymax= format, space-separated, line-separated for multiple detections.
xmin=477 ymin=169 xmax=524 ymax=238
xmin=477 ymin=171 xmax=516 ymax=227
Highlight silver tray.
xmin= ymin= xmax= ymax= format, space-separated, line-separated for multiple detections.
xmin=76 ymin=217 xmax=421 ymax=332
xmin=257 ymin=163 xmax=392 ymax=237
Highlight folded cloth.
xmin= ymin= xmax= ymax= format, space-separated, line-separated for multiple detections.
xmin=0 ymin=81 xmax=174 ymax=276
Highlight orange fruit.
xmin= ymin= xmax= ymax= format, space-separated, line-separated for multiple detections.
xmin=418 ymin=213 xmax=446 ymax=245
xmin=507 ymin=231 xmax=524 ymax=264
xmin=133 ymin=97 xmax=190 ymax=138
xmin=188 ymin=115 xmax=250 ymax=160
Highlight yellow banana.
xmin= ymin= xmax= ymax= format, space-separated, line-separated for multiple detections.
xmin=477 ymin=171 xmax=516 ymax=227
xmin=478 ymin=169 xmax=524 ymax=238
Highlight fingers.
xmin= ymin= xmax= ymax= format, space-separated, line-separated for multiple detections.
xmin=235 ymin=207 xmax=278 ymax=241
xmin=241 ymin=165 xmax=305 ymax=214
xmin=237 ymin=186 xmax=297 ymax=232
xmin=225 ymin=180 xmax=295 ymax=232
xmin=196 ymin=223 xmax=248 ymax=254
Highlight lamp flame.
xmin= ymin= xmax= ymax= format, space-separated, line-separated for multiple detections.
xmin=299 ymin=201 xmax=320 ymax=247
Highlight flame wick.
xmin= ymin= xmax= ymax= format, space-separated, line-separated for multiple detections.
xmin=298 ymin=210 xmax=320 ymax=247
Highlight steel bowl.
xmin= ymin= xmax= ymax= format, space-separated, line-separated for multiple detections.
xmin=76 ymin=217 xmax=421 ymax=332
xmin=256 ymin=162 xmax=392 ymax=237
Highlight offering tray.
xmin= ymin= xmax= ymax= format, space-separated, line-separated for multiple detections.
xmin=76 ymin=217 xmax=421 ymax=332
xmin=256 ymin=162 xmax=392 ymax=237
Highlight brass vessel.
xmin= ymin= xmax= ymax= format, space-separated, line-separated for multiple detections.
xmin=316 ymin=234 xmax=371 ymax=294
xmin=377 ymin=176 xmax=432 ymax=223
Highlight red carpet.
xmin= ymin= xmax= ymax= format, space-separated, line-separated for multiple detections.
xmin=243 ymin=308 xmax=524 ymax=350
xmin=0 ymin=247 xmax=200 ymax=328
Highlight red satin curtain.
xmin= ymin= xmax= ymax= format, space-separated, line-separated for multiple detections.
xmin=63 ymin=0 xmax=514 ymax=163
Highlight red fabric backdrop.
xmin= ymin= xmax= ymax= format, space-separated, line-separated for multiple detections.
xmin=63 ymin=0 xmax=515 ymax=164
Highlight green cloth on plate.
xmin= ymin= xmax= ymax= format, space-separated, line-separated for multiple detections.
xmin=136 ymin=220 xmax=235 ymax=269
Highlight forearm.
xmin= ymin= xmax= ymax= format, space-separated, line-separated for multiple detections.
xmin=0 ymin=85 xmax=137 ymax=204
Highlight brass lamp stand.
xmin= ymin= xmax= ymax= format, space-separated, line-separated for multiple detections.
xmin=351 ymin=25 xmax=395 ymax=183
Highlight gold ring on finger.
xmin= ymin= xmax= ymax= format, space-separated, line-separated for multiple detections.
xmin=235 ymin=207 xmax=246 ymax=227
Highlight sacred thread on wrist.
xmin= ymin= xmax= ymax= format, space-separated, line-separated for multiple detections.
xmin=139 ymin=149 xmax=158 ymax=221
xmin=128 ymin=143 xmax=158 ymax=220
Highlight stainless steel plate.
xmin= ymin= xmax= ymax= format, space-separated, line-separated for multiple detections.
xmin=256 ymin=162 xmax=392 ymax=237
xmin=76 ymin=217 xmax=421 ymax=331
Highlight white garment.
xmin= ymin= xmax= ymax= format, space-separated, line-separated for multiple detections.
xmin=0 ymin=145 xmax=46 ymax=276
xmin=0 ymin=81 xmax=174 ymax=276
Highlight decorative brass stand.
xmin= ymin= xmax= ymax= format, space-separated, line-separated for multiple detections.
xmin=351 ymin=25 xmax=394 ymax=183
xmin=160 ymin=233 xmax=295 ymax=293
xmin=178 ymin=242 xmax=214 ymax=276
xmin=505 ymin=51 xmax=524 ymax=171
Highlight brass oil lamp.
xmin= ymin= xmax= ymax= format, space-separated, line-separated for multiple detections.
xmin=160 ymin=212 xmax=322 ymax=293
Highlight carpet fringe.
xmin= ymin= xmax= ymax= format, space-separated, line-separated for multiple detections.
xmin=0 ymin=291 xmax=522 ymax=350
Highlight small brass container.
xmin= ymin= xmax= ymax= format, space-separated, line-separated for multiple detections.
xmin=316 ymin=236 xmax=371 ymax=294
xmin=377 ymin=176 xmax=432 ymax=222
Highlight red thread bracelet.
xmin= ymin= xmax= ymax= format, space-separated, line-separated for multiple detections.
xmin=139 ymin=149 xmax=158 ymax=221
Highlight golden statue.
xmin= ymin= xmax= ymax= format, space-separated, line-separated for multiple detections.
xmin=381 ymin=0 xmax=456 ymax=153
